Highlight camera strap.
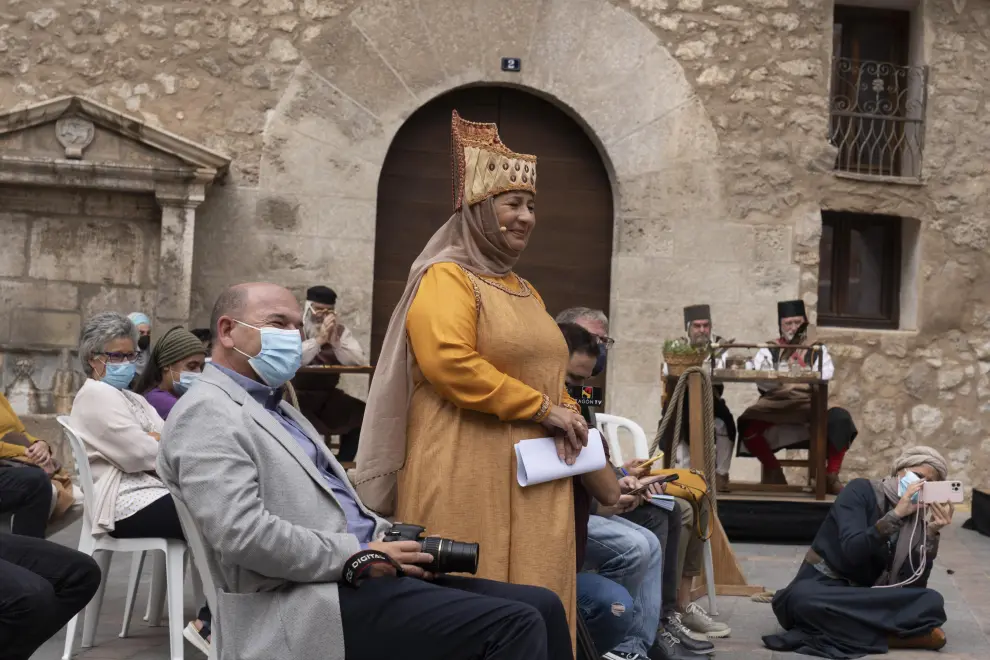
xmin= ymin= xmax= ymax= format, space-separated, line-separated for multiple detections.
xmin=342 ymin=550 xmax=406 ymax=588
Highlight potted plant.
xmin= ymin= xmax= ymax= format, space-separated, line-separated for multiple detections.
xmin=663 ymin=338 xmax=706 ymax=377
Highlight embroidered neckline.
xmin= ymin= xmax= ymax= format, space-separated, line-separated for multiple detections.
xmin=456 ymin=264 xmax=532 ymax=298
xmin=470 ymin=270 xmax=532 ymax=298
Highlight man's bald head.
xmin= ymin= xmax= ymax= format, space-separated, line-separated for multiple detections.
xmin=211 ymin=284 xmax=249 ymax=339
xmin=209 ymin=282 xmax=303 ymax=379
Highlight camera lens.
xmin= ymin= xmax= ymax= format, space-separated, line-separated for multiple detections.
xmin=421 ymin=537 xmax=480 ymax=575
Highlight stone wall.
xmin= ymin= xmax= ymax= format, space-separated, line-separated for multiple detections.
xmin=618 ymin=0 xmax=990 ymax=488
xmin=1 ymin=0 xmax=988 ymax=489
xmin=0 ymin=185 xmax=159 ymax=415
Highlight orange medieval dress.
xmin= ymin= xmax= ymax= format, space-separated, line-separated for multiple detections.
xmin=397 ymin=262 xmax=578 ymax=642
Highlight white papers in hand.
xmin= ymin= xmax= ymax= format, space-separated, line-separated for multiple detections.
xmin=515 ymin=429 xmax=607 ymax=487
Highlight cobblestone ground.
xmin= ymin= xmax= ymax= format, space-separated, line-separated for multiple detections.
xmin=31 ymin=517 xmax=989 ymax=659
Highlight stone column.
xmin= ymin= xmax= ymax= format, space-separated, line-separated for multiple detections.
xmin=154 ymin=185 xmax=204 ymax=329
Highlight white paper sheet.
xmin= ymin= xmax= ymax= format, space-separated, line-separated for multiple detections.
xmin=515 ymin=429 xmax=607 ymax=487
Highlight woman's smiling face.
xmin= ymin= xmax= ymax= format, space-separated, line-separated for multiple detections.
xmin=493 ymin=191 xmax=536 ymax=252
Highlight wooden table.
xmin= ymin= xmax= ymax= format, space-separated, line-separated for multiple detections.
xmin=711 ymin=370 xmax=829 ymax=501
xmin=663 ymin=369 xmax=830 ymax=501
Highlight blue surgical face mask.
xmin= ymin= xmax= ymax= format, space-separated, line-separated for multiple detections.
xmin=101 ymin=361 xmax=136 ymax=390
xmin=898 ymin=470 xmax=922 ymax=503
xmin=233 ymin=320 xmax=302 ymax=388
xmin=171 ymin=370 xmax=201 ymax=396
xmin=591 ymin=344 xmax=607 ymax=377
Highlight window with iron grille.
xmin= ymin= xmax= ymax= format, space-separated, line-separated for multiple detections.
xmin=830 ymin=6 xmax=927 ymax=179
xmin=818 ymin=211 xmax=902 ymax=329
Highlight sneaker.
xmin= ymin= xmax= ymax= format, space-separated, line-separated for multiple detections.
xmin=183 ymin=621 xmax=211 ymax=657
xmin=648 ymin=630 xmax=709 ymax=660
xmin=681 ymin=602 xmax=731 ymax=639
xmin=602 ymin=652 xmax=646 ymax=660
xmin=665 ymin=613 xmax=715 ymax=654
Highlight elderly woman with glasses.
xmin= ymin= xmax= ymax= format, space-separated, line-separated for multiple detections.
xmin=68 ymin=312 xmax=212 ymax=654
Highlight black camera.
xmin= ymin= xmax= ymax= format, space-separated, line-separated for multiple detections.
xmin=382 ymin=523 xmax=480 ymax=575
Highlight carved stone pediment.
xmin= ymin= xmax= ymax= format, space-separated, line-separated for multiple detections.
xmin=0 ymin=122 xmax=194 ymax=170
xmin=0 ymin=95 xmax=230 ymax=190
xmin=0 ymin=96 xmax=231 ymax=359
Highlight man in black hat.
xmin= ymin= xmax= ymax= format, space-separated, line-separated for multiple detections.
xmin=737 ymin=299 xmax=857 ymax=494
xmin=292 ymin=286 xmax=368 ymax=463
xmin=662 ymin=305 xmax=737 ymax=493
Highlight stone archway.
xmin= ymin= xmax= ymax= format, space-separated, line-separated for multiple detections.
xmin=371 ymin=85 xmax=616 ymax=360
xmin=257 ymin=0 xmax=726 ymax=430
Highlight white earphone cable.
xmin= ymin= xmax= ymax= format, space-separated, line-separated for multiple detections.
xmin=873 ymin=505 xmax=927 ymax=589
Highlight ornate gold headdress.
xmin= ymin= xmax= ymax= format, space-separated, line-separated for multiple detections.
xmin=450 ymin=110 xmax=537 ymax=212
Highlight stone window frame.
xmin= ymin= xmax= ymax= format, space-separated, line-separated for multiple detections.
xmin=818 ymin=210 xmax=907 ymax=330
xmin=829 ymin=3 xmax=929 ymax=183
xmin=0 ymin=95 xmax=230 ymax=329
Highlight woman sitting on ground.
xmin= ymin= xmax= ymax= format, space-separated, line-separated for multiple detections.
xmin=133 ymin=327 xmax=206 ymax=420
xmin=764 ymin=446 xmax=953 ymax=658
xmin=68 ymin=312 xmax=212 ymax=655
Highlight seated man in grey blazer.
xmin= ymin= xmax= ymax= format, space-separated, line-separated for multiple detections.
xmin=157 ymin=282 xmax=571 ymax=660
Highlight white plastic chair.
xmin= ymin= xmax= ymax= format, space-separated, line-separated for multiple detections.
xmin=173 ymin=494 xmax=219 ymax=660
xmin=57 ymin=416 xmax=189 ymax=660
xmin=594 ymin=413 xmax=650 ymax=465
xmin=593 ymin=413 xmax=718 ymax=615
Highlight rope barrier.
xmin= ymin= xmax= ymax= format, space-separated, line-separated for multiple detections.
xmin=650 ymin=366 xmax=719 ymax=514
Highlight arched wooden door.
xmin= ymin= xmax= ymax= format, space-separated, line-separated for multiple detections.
xmin=372 ymin=86 xmax=614 ymax=360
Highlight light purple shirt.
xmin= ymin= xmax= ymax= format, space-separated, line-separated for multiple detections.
xmin=212 ymin=365 xmax=376 ymax=546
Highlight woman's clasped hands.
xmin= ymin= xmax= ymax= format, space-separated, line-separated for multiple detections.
xmin=542 ymin=405 xmax=589 ymax=465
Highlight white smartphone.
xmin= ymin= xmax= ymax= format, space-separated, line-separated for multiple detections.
xmin=921 ymin=481 xmax=964 ymax=504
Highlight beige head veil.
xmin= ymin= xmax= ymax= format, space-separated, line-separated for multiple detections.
xmin=354 ymin=111 xmax=538 ymax=514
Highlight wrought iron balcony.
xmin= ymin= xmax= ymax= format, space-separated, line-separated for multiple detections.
xmin=828 ymin=57 xmax=928 ymax=180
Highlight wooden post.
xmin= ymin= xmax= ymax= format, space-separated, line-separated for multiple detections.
xmin=813 ymin=382 xmax=829 ymax=501
xmin=688 ymin=372 xmax=705 ymax=472
xmin=686 ymin=373 xmax=766 ymax=598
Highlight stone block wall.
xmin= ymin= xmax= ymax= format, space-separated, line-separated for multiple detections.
xmin=0 ymin=185 xmax=159 ymax=415
xmin=617 ymin=0 xmax=990 ymax=487
xmin=0 ymin=0 xmax=988 ymax=488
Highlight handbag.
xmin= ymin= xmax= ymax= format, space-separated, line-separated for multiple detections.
xmin=649 ymin=467 xmax=714 ymax=541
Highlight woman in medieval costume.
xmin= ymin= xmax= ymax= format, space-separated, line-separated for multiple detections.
xmin=763 ymin=446 xmax=952 ymax=658
xmin=737 ymin=299 xmax=857 ymax=494
xmin=354 ymin=111 xmax=588 ymax=641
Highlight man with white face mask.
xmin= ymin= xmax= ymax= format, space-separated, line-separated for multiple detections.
xmin=158 ymin=283 xmax=572 ymax=660
xmin=294 ymin=286 xmax=368 ymax=463
xmin=737 ymin=299 xmax=857 ymax=494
